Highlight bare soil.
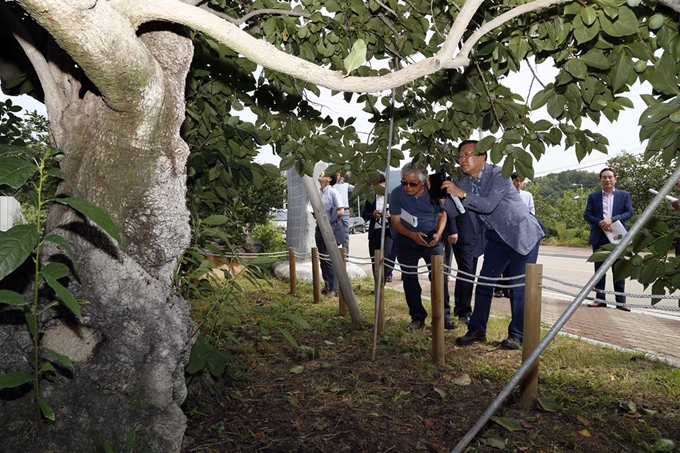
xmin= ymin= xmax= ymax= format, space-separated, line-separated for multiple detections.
xmin=181 ymin=286 xmax=680 ymax=453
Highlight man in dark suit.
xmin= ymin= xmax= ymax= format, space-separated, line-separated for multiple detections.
xmin=440 ymin=145 xmax=478 ymax=325
xmin=442 ymin=140 xmax=544 ymax=350
xmin=443 ymin=207 xmax=477 ymax=325
xmin=583 ymin=167 xmax=634 ymax=311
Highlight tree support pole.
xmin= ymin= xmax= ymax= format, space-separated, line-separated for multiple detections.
xmin=520 ymin=263 xmax=542 ymax=409
xmin=431 ymin=255 xmax=445 ymax=365
xmin=289 ymin=247 xmax=296 ymax=295
xmin=338 ymin=247 xmax=348 ymax=316
xmin=311 ymin=247 xmax=321 ymax=304
xmin=303 ymin=175 xmax=362 ymax=324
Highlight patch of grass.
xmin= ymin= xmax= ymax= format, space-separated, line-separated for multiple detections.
xmin=184 ymin=275 xmax=680 ymax=453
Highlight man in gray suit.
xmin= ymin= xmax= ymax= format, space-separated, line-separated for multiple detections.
xmin=442 ymin=140 xmax=544 ymax=350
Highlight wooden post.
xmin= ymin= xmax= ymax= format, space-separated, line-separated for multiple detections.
xmin=520 ymin=263 xmax=543 ymax=409
xmin=311 ymin=247 xmax=321 ymax=304
xmin=338 ymin=247 xmax=348 ymax=316
xmin=288 ymin=247 xmax=297 ymax=295
xmin=374 ymin=250 xmax=385 ymax=334
xmin=430 ymin=255 xmax=445 ymax=365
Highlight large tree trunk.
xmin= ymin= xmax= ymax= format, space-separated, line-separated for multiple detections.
xmin=0 ymin=14 xmax=195 ymax=453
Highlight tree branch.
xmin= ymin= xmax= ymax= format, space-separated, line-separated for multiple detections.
xmin=0 ymin=2 xmax=65 ymax=117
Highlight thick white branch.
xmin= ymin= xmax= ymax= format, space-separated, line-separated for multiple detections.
xmin=113 ymin=0 xmax=472 ymax=93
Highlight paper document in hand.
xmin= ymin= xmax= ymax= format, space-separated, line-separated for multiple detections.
xmin=400 ymin=208 xmax=418 ymax=228
xmin=605 ymin=220 xmax=627 ymax=244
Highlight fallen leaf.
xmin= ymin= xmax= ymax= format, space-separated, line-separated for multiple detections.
xmin=289 ymin=365 xmax=304 ymax=374
xmin=491 ymin=416 xmax=522 ymax=432
xmin=639 ymin=407 xmax=658 ymax=416
xmin=480 ymin=434 xmax=506 ymax=448
xmin=423 ymin=418 xmax=437 ymax=427
xmin=653 ymin=438 xmax=676 ymax=452
xmin=433 ymin=387 xmax=447 ymax=399
xmin=451 ymin=373 xmax=472 ymax=386
xmin=578 ymin=429 xmax=591 ymax=437
xmin=536 ymin=397 xmax=560 ymax=412
xmin=576 ymin=415 xmax=591 ymax=426
xmin=619 ymin=400 xmax=637 ymax=413
xmin=442 ymin=374 xmax=454 ymax=382
xmin=624 ymin=412 xmax=642 ymax=419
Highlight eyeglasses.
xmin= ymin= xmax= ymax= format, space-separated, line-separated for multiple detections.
xmin=458 ymin=152 xmax=477 ymax=160
xmin=401 ymin=179 xmax=421 ymax=188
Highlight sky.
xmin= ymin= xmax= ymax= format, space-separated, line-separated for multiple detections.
xmin=2 ymin=60 xmax=649 ymax=179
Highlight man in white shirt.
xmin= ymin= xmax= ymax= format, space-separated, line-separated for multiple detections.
xmin=512 ymin=172 xmax=535 ymax=214
xmin=334 ymin=172 xmax=354 ymax=253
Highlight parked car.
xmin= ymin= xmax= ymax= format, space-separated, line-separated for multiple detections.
xmin=348 ymin=216 xmax=368 ymax=234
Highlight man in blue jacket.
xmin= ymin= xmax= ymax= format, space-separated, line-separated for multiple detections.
xmin=583 ymin=168 xmax=634 ymax=311
xmin=442 ymin=140 xmax=544 ymax=350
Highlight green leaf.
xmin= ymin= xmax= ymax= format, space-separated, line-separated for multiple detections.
xmin=207 ymin=349 xmax=228 ymax=377
xmin=39 ymin=399 xmax=56 ymax=422
xmin=480 ymin=434 xmax=506 ymax=448
xmin=43 ymin=234 xmax=79 ymax=275
xmin=491 ymin=416 xmax=523 ymax=431
xmin=0 ymin=157 xmax=38 ymax=188
xmin=649 ymin=52 xmax=679 ymax=96
xmin=41 ymin=265 xmax=82 ymax=321
xmin=580 ymin=49 xmax=610 ymax=70
xmin=343 ymin=39 xmax=366 ymax=75
xmin=43 ymin=347 xmax=74 ymax=370
xmin=125 ymin=429 xmax=136 ymax=453
xmin=0 ymin=371 xmax=32 ymax=388
xmin=536 ymin=397 xmax=560 ymax=412
xmin=46 ymin=168 xmax=83 ymax=198
xmin=55 ymin=197 xmax=120 ymax=244
xmin=0 ymin=289 xmax=31 ymax=306
xmin=289 ymin=365 xmax=305 ymax=374
xmin=565 ymin=59 xmax=588 ymax=80
xmin=276 ymin=326 xmax=300 ymax=349
xmin=202 ymin=215 xmax=228 ymax=226
xmin=599 ymin=7 xmax=638 ymax=37
xmin=283 ymin=313 xmax=311 ymax=329
xmin=251 ymin=306 xmax=275 ymax=315
xmin=0 ymin=225 xmax=38 ymax=279
xmin=611 ymin=54 xmax=634 ymax=93
xmin=653 ymin=439 xmax=676 ymax=452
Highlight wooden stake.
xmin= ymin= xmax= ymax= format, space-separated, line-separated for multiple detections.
xmin=520 ymin=263 xmax=542 ymax=409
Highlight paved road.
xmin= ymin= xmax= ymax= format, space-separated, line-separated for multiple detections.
xmin=347 ymin=233 xmax=680 ymax=365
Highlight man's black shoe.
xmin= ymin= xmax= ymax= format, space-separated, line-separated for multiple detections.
xmin=444 ymin=319 xmax=458 ymax=330
xmin=500 ymin=335 xmax=522 ymax=350
xmin=458 ymin=315 xmax=471 ymax=325
xmin=385 ymin=275 xmax=393 ymax=283
xmin=493 ymin=289 xmax=504 ymax=298
xmin=456 ymin=329 xmax=486 ymax=346
xmin=408 ymin=320 xmax=425 ymax=330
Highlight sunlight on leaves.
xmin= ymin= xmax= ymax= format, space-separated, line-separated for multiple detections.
xmin=343 ymin=39 xmax=366 ymax=75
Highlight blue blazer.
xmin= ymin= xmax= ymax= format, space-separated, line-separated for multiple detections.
xmin=584 ymin=189 xmax=633 ymax=247
xmin=454 ymin=164 xmax=544 ymax=257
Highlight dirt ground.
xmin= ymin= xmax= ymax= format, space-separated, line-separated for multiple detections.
xmin=181 ymin=301 xmax=680 ymax=453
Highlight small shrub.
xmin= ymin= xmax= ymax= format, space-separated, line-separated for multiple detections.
xmin=251 ymin=221 xmax=286 ymax=253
